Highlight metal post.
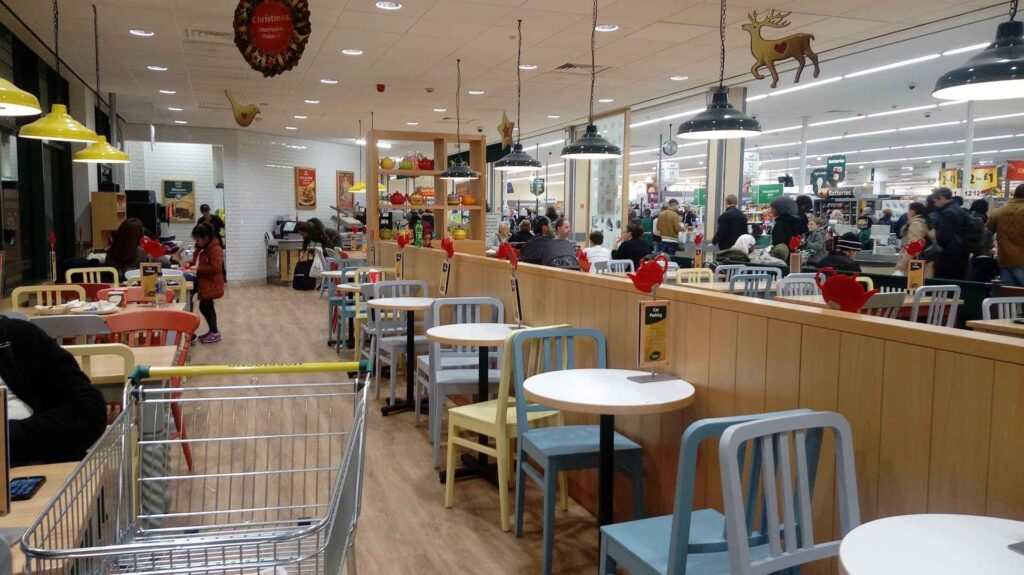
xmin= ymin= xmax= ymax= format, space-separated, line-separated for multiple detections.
xmin=964 ymin=101 xmax=975 ymax=190
xmin=798 ymin=116 xmax=809 ymax=193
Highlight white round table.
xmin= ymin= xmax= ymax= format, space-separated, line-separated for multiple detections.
xmin=839 ymin=514 xmax=1024 ymax=575
xmin=426 ymin=323 xmax=523 ymax=481
xmin=367 ymin=297 xmax=435 ymax=416
xmin=523 ymin=368 xmax=695 ymax=526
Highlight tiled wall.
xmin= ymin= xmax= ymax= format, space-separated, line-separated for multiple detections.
xmin=125 ymin=141 xmax=218 ymax=240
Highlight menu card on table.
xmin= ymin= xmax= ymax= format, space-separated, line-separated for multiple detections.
xmin=439 ymin=261 xmax=452 ymax=296
xmin=394 ymin=252 xmax=404 ymax=280
xmin=908 ymin=260 xmax=925 ymax=292
xmin=139 ymin=263 xmax=161 ymax=303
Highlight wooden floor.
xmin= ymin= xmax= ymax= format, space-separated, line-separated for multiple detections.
xmin=189 ymin=282 xmax=604 ymax=574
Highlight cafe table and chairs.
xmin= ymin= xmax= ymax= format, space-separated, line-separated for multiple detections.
xmin=365 ymin=280 xmax=433 ymax=416
xmin=966 ymin=318 xmax=1024 ymax=338
xmin=776 ymin=273 xmax=820 ymax=296
xmin=838 ymin=514 xmax=1024 ymax=575
xmin=420 ymin=297 xmax=505 ymax=467
xmin=10 ymin=285 xmax=86 ymax=309
xmin=910 ymin=284 xmax=961 ymax=328
xmin=64 ymin=266 xmax=119 ymax=286
xmin=728 ymin=272 xmax=774 ymax=299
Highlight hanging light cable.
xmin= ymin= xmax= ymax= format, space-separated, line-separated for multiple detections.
xmin=495 ymin=20 xmax=543 ymax=172
xmin=933 ymin=0 xmax=1024 ymax=100
xmin=677 ymin=0 xmax=761 ymax=140
xmin=440 ymin=59 xmax=479 ymax=181
xmin=561 ymin=0 xmax=622 ymax=159
xmin=21 ymin=0 xmax=98 ymax=143
xmin=76 ymin=4 xmax=129 ymax=163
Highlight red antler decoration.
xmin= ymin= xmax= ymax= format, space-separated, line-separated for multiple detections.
xmin=576 ymin=247 xmax=591 ymax=273
xmin=627 ymin=254 xmax=668 ymax=294
xmin=905 ymin=239 xmax=926 ymax=258
xmin=496 ymin=241 xmax=518 ymax=271
xmin=789 ymin=235 xmax=802 ymax=253
xmin=396 ymin=232 xmax=410 ymax=249
xmin=694 ymin=233 xmax=704 ymax=247
xmin=441 ymin=236 xmax=455 ymax=260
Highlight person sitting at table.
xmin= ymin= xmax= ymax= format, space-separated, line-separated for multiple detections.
xmin=486 ymin=221 xmax=511 ymax=252
xmin=508 ymin=219 xmax=533 ymax=245
xmin=612 ymin=220 xmax=652 ymax=269
xmin=583 ymin=230 xmax=611 ymax=273
xmin=716 ymin=234 xmax=755 ymax=263
xmin=0 ymin=316 xmax=107 ymax=466
xmin=816 ymin=231 xmax=863 ymax=273
xmin=106 ymin=218 xmax=155 ymax=281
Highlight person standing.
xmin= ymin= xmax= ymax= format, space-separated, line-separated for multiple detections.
xmin=804 ymin=217 xmax=828 ymax=265
xmin=769 ymin=196 xmax=801 ymax=252
xmin=894 ymin=202 xmax=933 ymax=277
xmin=795 ymin=195 xmax=813 ymax=236
xmin=196 ymin=204 xmax=225 ymax=244
xmin=680 ymin=203 xmax=698 ymax=228
xmin=986 ymin=184 xmax=1024 ymax=286
xmin=651 ymin=205 xmax=664 ymax=252
xmin=713 ymin=194 xmax=747 ymax=251
xmin=930 ymin=187 xmax=970 ymax=280
xmin=656 ymin=199 xmax=684 ymax=255
xmin=189 ymin=223 xmax=225 ymax=344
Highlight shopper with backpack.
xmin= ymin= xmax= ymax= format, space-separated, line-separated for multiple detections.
xmin=930 ymin=188 xmax=978 ymax=280
xmin=987 ymin=184 xmax=1024 ymax=286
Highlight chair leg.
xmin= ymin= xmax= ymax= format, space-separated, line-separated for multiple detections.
xmin=630 ymin=455 xmax=645 ymax=519
xmin=497 ymin=434 xmax=511 ymax=532
xmin=444 ymin=421 xmax=458 ymax=508
xmin=372 ymin=339 xmax=382 ymax=400
xmin=514 ymin=451 xmax=527 ymax=537
xmin=431 ymin=390 xmax=443 ymax=469
xmin=388 ymin=352 xmax=397 ymax=407
xmin=558 ymin=471 xmax=568 ymax=512
xmin=599 ymin=535 xmax=616 ymax=575
xmin=542 ymin=466 xmax=558 ymax=575
xmin=413 ymin=370 xmax=422 ymax=427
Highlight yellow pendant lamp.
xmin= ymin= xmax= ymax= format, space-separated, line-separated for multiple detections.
xmin=0 ymin=78 xmax=41 ymax=116
xmin=74 ymin=136 xmax=129 ymax=163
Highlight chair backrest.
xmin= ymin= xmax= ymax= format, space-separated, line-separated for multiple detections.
xmin=910 ymin=284 xmax=960 ymax=328
xmin=714 ymin=264 xmax=747 ymax=282
xmin=728 ymin=273 xmax=773 ymax=299
xmin=676 ymin=268 xmax=714 ymax=285
xmin=858 ymin=291 xmax=905 ymax=319
xmin=70 ymin=282 xmax=111 ymax=302
xmin=719 ymin=411 xmax=860 ymax=575
xmin=606 ymin=259 xmax=635 ymax=274
xmin=11 ymin=285 xmax=86 ymax=309
xmin=104 ymin=309 xmax=200 ymax=366
xmin=427 ymin=297 xmax=504 ymax=383
xmin=30 ymin=314 xmax=111 ymax=344
xmin=981 ymin=296 xmax=1024 ymax=320
xmin=374 ymin=279 xmax=427 ymax=299
xmin=509 ymin=326 xmax=605 ymax=437
xmin=666 ymin=261 xmax=680 ymax=273
xmin=65 ymin=266 xmax=119 ymax=287
xmin=592 ymin=261 xmax=610 ymax=274
xmin=776 ymin=276 xmax=819 ymax=297
xmin=742 ymin=266 xmax=783 ymax=281
xmin=367 ymin=280 xmax=428 ymax=333
xmin=98 ymin=286 xmax=176 ymax=304
xmin=854 ymin=276 xmax=874 ymax=291
xmin=63 ymin=343 xmax=135 ymax=388
xmin=665 ymin=409 xmax=819 ymax=575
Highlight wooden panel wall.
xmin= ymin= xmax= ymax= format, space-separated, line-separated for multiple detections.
xmin=378 ymin=244 xmax=1024 ymax=553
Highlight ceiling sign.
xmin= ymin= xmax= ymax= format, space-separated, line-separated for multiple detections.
xmin=233 ymin=0 xmax=311 ymax=77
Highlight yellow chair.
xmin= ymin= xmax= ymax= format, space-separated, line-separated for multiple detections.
xmin=676 ymin=267 xmax=714 ymax=285
xmin=444 ymin=327 xmax=564 ymax=532
xmin=65 ymin=266 xmax=119 ymax=286
xmin=11 ymin=285 xmax=86 ymax=309
xmin=855 ymin=276 xmax=875 ymax=291
xmin=64 ymin=343 xmax=136 ymax=388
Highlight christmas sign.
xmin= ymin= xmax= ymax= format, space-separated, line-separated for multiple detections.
xmin=233 ymin=0 xmax=311 ymax=77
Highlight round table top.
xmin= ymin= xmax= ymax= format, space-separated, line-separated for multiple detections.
xmin=335 ymin=283 xmax=364 ymax=294
xmin=523 ymin=368 xmax=696 ymax=416
xmin=367 ymin=297 xmax=435 ymax=311
xmin=426 ymin=323 xmax=524 ymax=346
xmin=839 ymin=514 xmax=1024 ymax=575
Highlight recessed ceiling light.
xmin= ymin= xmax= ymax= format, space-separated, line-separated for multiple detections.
xmin=595 ymin=24 xmax=619 ymax=32
xmin=129 ymin=29 xmax=154 ymax=37
xmin=598 ymin=98 xmax=614 ymax=103
xmin=159 ymin=89 xmax=176 ymax=94
xmin=285 ymin=126 xmax=298 ymax=130
xmin=342 ymin=49 xmax=363 ymax=56
xmin=320 ymin=78 xmax=339 ymax=85
xmin=293 ymin=115 xmax=307 ymax=119
xmin=670 ymin=75 xmax=689 ymax=81
xmin=375 ymin=1 xmax=402 ymax=10
xmin=167 ymin=107 xmax=183 ymax=112
xmin=467 ymin=90 xmax=485 ymax=95
xmin=547 ymin=115 xmax=561 ymax=119
xmin=305 ymin=99 xmax=320 ymax=104
xmin=406 ymin=121 xmax=419 ymax=126
xmin=174 ymin=120 xmax=187 ymax=124
xmin=147 ymin=65 xmax=167 ymax=72
xmin=433 ymin=107 xmax=447 ymax=112
xmin=519 ymin=64 xmax=537 ymax=70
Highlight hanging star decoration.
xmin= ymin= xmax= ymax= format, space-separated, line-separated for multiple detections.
xmin=497 ymin=111 xmax=515 ymax=149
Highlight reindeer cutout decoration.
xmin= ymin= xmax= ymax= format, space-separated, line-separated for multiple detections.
xmin=743 ymin=9 xmax=820 ymax=88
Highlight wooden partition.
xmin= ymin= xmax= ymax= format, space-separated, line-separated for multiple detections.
xmin=379 ymin=243 xmax=1024 ymax=571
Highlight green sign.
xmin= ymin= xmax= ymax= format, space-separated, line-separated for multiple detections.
xmin=693 ymin=188 xmax=707 ymax=206
xmin=810 ymin=168 xmax=829 ymax=194
xmin=827 ymin=154 xmax=847 ymax=186
xmin=530 ymin=177 xmax=545 ymax=197
xmin=162 ymin=180 xmax=194 ymax=200
xmin=750 ymin=183 xmax=783 ymax=204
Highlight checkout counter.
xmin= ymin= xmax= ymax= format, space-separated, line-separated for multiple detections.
xmin=267 ymin=221 xmax=307 ymax=284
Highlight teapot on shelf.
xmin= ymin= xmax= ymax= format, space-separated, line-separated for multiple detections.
xmin=389 ymin=191 xmax=407 ymax=205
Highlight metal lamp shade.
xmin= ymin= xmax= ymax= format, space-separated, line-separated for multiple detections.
xmin=560 ymin=124 xmax=622 ymax=159
xmin=73 ymin=136 xmax=130 ymax=164
xmin=677 ymin=88 xmax=762 ymax=140
xmin=439 ymin=158 xmax=479 ymax=181
xmin=933 ymin=20 xmax=1024 ymax=100
xmin=494 ymin=143 xmax=542 ymax=172
xmin=0 ymin=78 xmax=40 ymax=117
xmin=20 ymin=104 xmax=98 ymax=143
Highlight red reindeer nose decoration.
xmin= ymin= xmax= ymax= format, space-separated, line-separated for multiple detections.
xmin=789 ymin=235 xmax=802 ymax=253
xmin=140 ymin=236 xmax=166 ymax=259
xmin=628 ymin=254 xmax=668 ymax=294
xmin=694 ymin=233 xmax=704 ymax=247
xmin=496 ymin=241 xmax=518 ymax=271
xmin=396 ymin=232 xmax=410 ymax=249
xmin=576 ymin=247 xmax=591 ymax=273
xmin=441 ymin=237 xmax=455 ymax=259
xmin=815 ymin=267 xmax=877 ymax=312
xmin=905 ymin=239 xmax=926 ymax=258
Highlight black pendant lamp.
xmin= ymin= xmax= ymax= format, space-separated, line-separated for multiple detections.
xmin=677 ymin=0 xmax=761 ymax=140
xmin=561 ymin=0 xmax=621 ymax=160
xmin=495 ymin=20 xmax=542 ymax=173
xmin=440 ymin=59 xmax=479 ymax=182
xmin=933 ymin=0 xmax=1024 ymax=100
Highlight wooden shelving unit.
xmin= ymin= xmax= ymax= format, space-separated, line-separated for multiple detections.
xmin=91 ymin=191 xmax=126 ymax=249
xmin=366 ymin=129 xmax=487 ymax=255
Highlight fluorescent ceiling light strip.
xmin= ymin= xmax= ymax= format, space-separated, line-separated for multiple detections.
xmin=867 ymin=104 xmax=937 ymax=118
xmin=941 ymin=43 xmax=989 ymax=56
xmin=629 ymin=159 xmax=660 ymax=166
xmin=628 ymin=108 xmax=705 ymax=128
xmin=758 ymin=156 xmax=801 ymax=164
xmin=939 ymin=100 xmax=968 ymax=107
xmin=761 ymin=125 xmax=802 ymax=134
xmin=809 ymin=116 xmax=863 ymax=127
xmin=1000 ymin=147 xmax=1024 ymax=152
xmin=898 ymin=121 xmax=961 ymax=131
xmin=846 ymin=129 xmax=898 ymax=139
xmin=746 ymin=94 xmax=769 ymax=102
xmin=975 ymin=149 xmax=1001 ymax=154
xmin=632 ymin=148 xmax=659 ymax=155
xmin=807 ymin=135 xmax=845 ymax=143
xmin=538 ymin=139 xmax=564 ymax=148
xmin=976 ymin=112 xmax=1024 ymax=122
xmin=768 ymin=77 xmax=844 ymax=96
xmin=748 ymin=141 xmax=800 ymax=151
xmin=973 ymin=134 xmax=1015 ymax=142
xmin=904 ymin=140 xmax=955 ymax=148
xmin=844 ymin=54 xmax=940 ymax=78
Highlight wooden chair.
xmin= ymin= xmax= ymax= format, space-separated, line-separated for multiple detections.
xmin=65 ymin=266 xmax=119 ymax=286
xmin=675 ymin=267 xmax=714 ymax=285
xmin=910 ymin=284 xmax=960 ymax=328
xmin=858 ymin=292 xmax=905 ymax=319
xmin=105 ymin=309 xmax=200 ymax=470
xmin=11 ymin=285 xmax=86 ymax=309
xmin=981 ymin=296 xmax=1024 ymax=320
xmin=64 ymin=342 xmax=135 ymax=395
xmin=98 ymin=286 xmax=176 ymax=304
xmin=30 ymin=314 xmax=111 ymax=344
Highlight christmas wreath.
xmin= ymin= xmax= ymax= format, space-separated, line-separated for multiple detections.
xmin=233 ymin=0 xmax=311 ymax=77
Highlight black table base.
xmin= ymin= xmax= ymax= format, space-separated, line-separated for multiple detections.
xmin=599 ymin=414 xmax=614 ymax=527
xmin=381 ymin=310 xmax=419 ymax=417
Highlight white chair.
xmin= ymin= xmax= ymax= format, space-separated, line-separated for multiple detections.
xmin=858 ymin=292 xmax=905 ymax=319
xmin=30 ymin=314 xmax=111 ymax=344
xmin=65 ymin=266 xmax=119 ymax=286
xmin=910 ymin=285 xmax=960 ymax=328
xmin=367 ymin=280 xmax=430 ymax=404
xmin=742 ymin=265 xmax=783 ymax=281
xmin=714 ymin=264 xmax=747 ymax=282
xmin=776 ymin=275 xmax=819 ymax=297
xmin=606 ymin=259 xmax=634 ymax=274
xmin=981 ymin=296 xmax=1024 ymax=320
xmin=728 ymin=272 xmax=773 ymax=299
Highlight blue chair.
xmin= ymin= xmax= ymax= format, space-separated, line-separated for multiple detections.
xmin=599 ymin=409 xmax=821 ymax=575
xmin=510 ymin=327 xmax=645 ymax=575
xmin=327 ymin=266 xmax=364 ymax=348
xmin=320 ymin=257 xmax=366 ymax=299
xmin=728 ymin=272 xmax=774 ymax=299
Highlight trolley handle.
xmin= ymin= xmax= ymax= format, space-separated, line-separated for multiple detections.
xmin=129 ymin=360 xmax=368 ymax=385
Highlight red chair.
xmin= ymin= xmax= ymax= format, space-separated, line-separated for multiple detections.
xmin=97 ymin=286 xmax=176 ymax=304
xmin=105 ymin=309 xmax=200 ymax=470
xmin=69 ymin=282 xmax=111 ymax=301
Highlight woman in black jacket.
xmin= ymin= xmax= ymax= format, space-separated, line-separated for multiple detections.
xmin=612 ymin=220 xmax=652 ymax=269
xmin=0 ymin=317 xmax=107 ymax=466
xmin=770 ymin=196 xmax=802 ymax=249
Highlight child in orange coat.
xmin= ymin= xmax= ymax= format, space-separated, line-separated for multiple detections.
xmin=188 ymin=223 xmax=225 ymax=343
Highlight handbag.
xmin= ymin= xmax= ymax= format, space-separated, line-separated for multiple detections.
xmin=921 ymin=242 xmax=943 ymax=262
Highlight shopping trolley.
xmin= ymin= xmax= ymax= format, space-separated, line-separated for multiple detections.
xmin=21 ymin=361 xmax=370 ymax=575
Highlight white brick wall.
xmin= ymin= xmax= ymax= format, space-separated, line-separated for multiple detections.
xmin=125 ymin=141 xmax=218 ymax=239
xmin=123 ymin=125 xmax=360 ymax=281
